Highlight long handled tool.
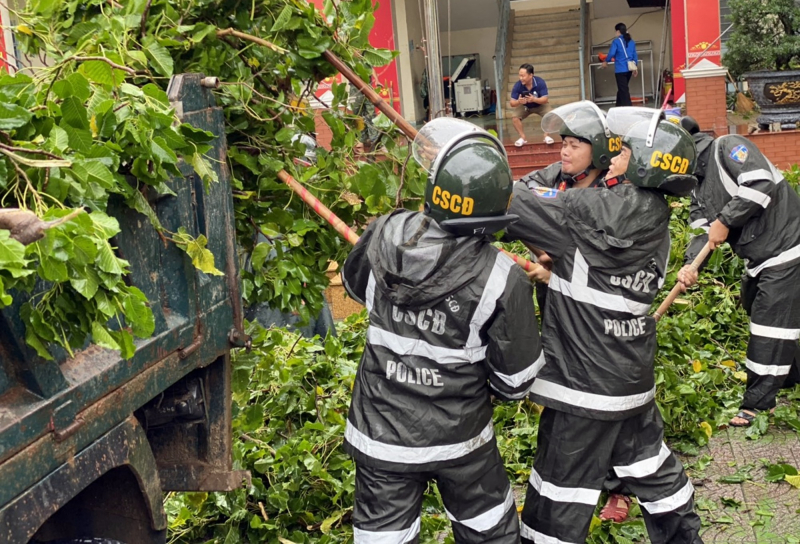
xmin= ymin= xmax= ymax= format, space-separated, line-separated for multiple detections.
xmin=653 ymin=243 xmax=713 ymax=322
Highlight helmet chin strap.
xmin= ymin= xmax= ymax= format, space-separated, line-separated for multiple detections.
xmin=602 ymin=174 xmax=626 ymax=188
xmin=561 ymin=166 xmax=593 ymax=188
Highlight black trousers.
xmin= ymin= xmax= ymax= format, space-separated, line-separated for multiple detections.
xmin=352 ymin=446 xmax=519 ymax=543
xmin=740 ymin=263 xmax=800 ymax=411
xmin=520 ymin=407 xmax=702 ymax=544
xmin=615 ymin=71 xmax=633 ymax=107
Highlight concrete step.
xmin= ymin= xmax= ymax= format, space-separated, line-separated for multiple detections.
xmin=509 ymin=51 xmax=582 ymax=66
xmin=507 ymin=60 xmax=580 ymax=76
xmin=512 ymin=36 xmax=580 ymax=49
xmin=513 ymin=21 xmax=581 ymax=37
xmin=508 ymin=151 xmax=562 ymax=167
xmin=514 ymin=10 xmax=581 ymax=24
xmin=512 ymin=164 xmax=552 ymax=179
xmin=501 ymin=96 xmax=582 ymax=118
xmin=506 ymin=141 xmax=562 ymax=155
xmin=506 ymin=73 xmax=582 ymax=88
xmin=510 ymin=42 xmax=581 ymax=56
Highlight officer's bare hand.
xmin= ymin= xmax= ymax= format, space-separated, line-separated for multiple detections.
xmin=707 ymin=219 xmax=729 ymax=249
xmin=677 ymin=265 xmax=698 ymax=292
xmin=527 ymin=265 xmax=551 ymax=285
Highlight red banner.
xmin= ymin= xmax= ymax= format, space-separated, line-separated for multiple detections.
xmin=308 ymin=0 xmax=401 ymax=113
xmin=672 ymin=0 xmax=721 ymax=102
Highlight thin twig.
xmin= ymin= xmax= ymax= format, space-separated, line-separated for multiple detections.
xmin=0 ymin=147 xmax=71 ymax=168
xmin=71 ymin=56 xmax=137 ymax=76
xmin=140 ymin=0 xmax=153 ymax=38
xmin=0 ymin=143 xmax=66 ymax=161
xmin=216 ymin=28 xmax=288 ymax=54
xmin=395 ymin=149 xmax=412 ymax=208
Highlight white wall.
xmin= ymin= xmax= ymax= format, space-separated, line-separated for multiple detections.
xmin=440 ymin=27 xmax=498 ymax=90
xmin=591 ymin=6 xmax=671 ymax=101
xmin=393 ymin=0 xmax=428 ymax=122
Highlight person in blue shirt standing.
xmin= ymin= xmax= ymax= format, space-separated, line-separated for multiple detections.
xmin=602 ymin=23 xmax=639 ymax=107
xmin=510 ymin=64 xmax=554 ymax=147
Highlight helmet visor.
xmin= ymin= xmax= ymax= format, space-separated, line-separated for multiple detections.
xmin=541 ymin=100 xmax=609 ymax=136
xmin=606 ymin=107 xmax=663 ymax=140
xmin=412 ymin=118 xmax=504 ymax=173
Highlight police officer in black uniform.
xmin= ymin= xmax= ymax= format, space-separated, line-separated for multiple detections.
xmin=341 ymin=119 xmax=543 ymax=543
xmin=678 ymin=116 xmax=800 ymax=427
xmin=507 ymin=108 xmax=703 ymax=544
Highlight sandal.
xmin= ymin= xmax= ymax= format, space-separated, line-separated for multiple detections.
xmin=599 ymin=494 xmax=632 ymax=523
xmin=729 ymin=409 xmax=758 ymax=427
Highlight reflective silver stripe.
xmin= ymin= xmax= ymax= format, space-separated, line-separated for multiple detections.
xmin=746 ymin=242 xmax=800 ymax=276
xmin=353 ymin=517 xmax=420 ymax=544
xmin=530 ymin=469 xmax=602 ymax=505
xmin=737 ymin=186 xmax=771 ymax=208
xmin=614 ymin=442 xmax=671 ymax=479
xmin=750 ymin=322 xmax=800 ymax=340
xmin=520 ymin=523 xmax=581 ymax=544
xmin=638 ymin=479 xmax=694 ymax=515
xmin=491 ymin=350 xmax=546 ymax=388
xmin=368 ymin=326 xmax=487 ymax=365
xmin=769 ymin=160 xmax=784 ymax=183
xmin=548 ymin=249 xmax=651 ymax=316
xmin=446 ymin=488 xmax=514 ymax=532
xmin=715 ymin=139 xmax=740 ymax=197
xmin=366 ymin=272 xmax=376 ymax=312
xmin=467 ymin=252 xmax=514 ymax=349
xmin=689 ymin=218 xmax=710 ymax=229
xmin=745 ymin=358 xmax=793 ymax=377
xmin=738 ymin=168 xmax=774 ymax=185
xmin=531 ymin=379 xmax=655 ymax=412
xmin=345 ymin=419 xmax=494 ymax=464
xmin=490 ymin=381 xmax=533 ymax=400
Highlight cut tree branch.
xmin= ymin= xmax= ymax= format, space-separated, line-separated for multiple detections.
xmin=70 ymin=56 xmax=137 ymax=76
xmin=0 ymin=147 xmax=71 ymax=168
xmin=0 ymin=142 xmax=66 ymax=161
xmin=216 ymin=28 xmax=288 ymax=54
xmin=0 ymin=208 xmax=85 ymax=245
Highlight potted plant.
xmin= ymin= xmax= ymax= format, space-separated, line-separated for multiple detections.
xmin=724 ymin=0 xmax=800 ymax=127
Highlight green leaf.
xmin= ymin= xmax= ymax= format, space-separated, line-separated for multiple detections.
xmin=123 ymin=287 xmax=155 ymax=337
xmin=112 ymin=329 xmax=136 ymax=359
xmin=142 ymin=83 xmax=169 ymax=105
xmin=251 ymin=242 xmax=271 ymax=270
xmin=96 ymin=240 xmax=126 ymax=274
xmin=362 ymin=48 xmax=396 ymax=67
xmin=126 ymin=189 xmax=163 ymax=231
xmin=0 ymin=101 xmax=33 ymax=130
xmin=71 ymin=236 xmax=98 ymax=265
xmin=151 ymin=137 xmax=178 ymax=165
xmin=190 ymin=153 xmax=219 ymax=186
xmin=72 ymin=160 xmax=115 ymax=189
xmin=78 ymin=59 xmax=126 ymax=86
xmin=70 ymin=268 xmax=100 ymax=299
xmin=144 ymin=38 xmax=174 ymax=77
xmin=174 ymin=227 xmax=224 ymax=276
xmin=61 ymin=124 xmax=93 ymax=152
xmin=91 ymin=321 xmax=120 ymax=351
xmin=0 ymin=230 xmax=27 ymax=266
xmin=271 ymin=5 xmax=293 ymax=32
xmin=60 ymin=97 xmax=89 ymax=130
xmin=89 ymin=212 xmax=121 ymax=237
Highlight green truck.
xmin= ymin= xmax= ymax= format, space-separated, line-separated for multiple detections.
xmin=0 ymin=74 xmax=249 ymax=544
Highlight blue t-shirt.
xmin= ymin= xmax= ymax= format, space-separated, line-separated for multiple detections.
xmin=511 ymin=77 xmax=549 ymax=109
xmin=607 ymin=37 xmax=638 ymax=73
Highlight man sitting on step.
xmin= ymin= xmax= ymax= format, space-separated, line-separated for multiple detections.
xmin=510 ymin=63 xmax=554 ymax=147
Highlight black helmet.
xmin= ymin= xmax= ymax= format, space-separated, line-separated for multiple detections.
xmin=413 ymin=118 xmax=517 ymax=236
xmin=541 ymin=101 xmax=621 ymax=170
xmin=680 ymin=115 xmax=701 ymax=135
xmin=606 ymin=107 xmax=698 ymax=196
